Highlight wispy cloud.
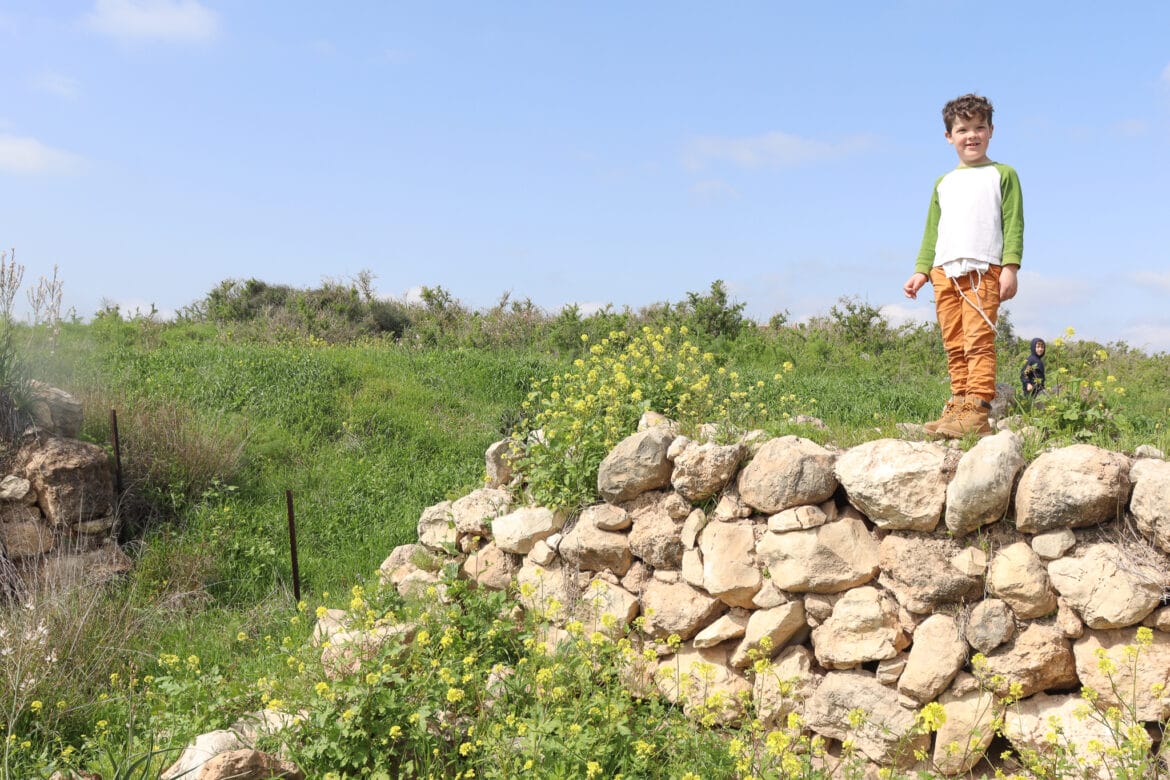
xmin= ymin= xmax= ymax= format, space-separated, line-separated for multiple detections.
xmin=0 ymin=134 xmax=82 ymax=174
xmin=1162 ymin=61 xmax=1170 ymax=85
xmin=85 ymin=0 xmax=219 ymax=43
xmin=881 ymin=302 xmax=933 ymax=329
xmin=1130 ymin=270 xmax=1170 ymax=294
xmin=32 ymin=72 xmax=81 ymax=100
xmin=685 ymin=131 xmax=874 ymax=171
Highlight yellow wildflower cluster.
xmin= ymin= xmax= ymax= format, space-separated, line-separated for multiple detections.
xmin=515 ymin=326 xmax=789 ymax=508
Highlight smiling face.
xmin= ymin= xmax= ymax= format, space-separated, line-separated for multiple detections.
xmin=946 ymin=112 xmax=993 ymax=166
xmin=1034 ymin=341 xmax=1046 ymax=356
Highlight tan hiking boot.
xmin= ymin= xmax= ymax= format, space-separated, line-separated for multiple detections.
xmin=934 ymin=397 xmax=993 ymax=439
xmin=923 ymin=395 xmax=964 ymax=435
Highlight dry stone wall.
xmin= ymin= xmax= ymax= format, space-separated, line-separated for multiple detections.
xmin=0 ymin=384 xmax=128 ymax=594
xmin=384 ymin=418 xmax=1170 ymax=775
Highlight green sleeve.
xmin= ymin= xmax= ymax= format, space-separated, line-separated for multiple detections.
xmin=914 ymin=177 xmax=943 ymax=275
xmin=997 ymin=163 xmax=1024 ymax=266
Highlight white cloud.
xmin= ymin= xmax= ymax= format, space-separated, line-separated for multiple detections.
xmin=1162 ymin=61 xmax=1170 ymax=85
xmin=85 ymin=0 xmax=219 ymax=43
xmin=881 ymin=302 xmax=934 ymax=329
xmin=403 ymin=286 xmax=425 ymax=305
xmin=685 ymin=131 xmax=874 ymax=171
xmin=1121 ymin=321 xmax=1170 ymax=354
xmin=32 ymin=72 xmax=81 ymax=100
xmin=0 ymin=134 xmax=81 ymax=174
xmin=1130 ymin=270 xmax=1170 ymax=293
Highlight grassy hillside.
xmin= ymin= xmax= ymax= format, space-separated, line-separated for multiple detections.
xmin=4 ymin=279 xmax=1169 ymax=777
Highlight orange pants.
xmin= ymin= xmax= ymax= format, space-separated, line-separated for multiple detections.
xmin=930 ymin=265 xmax=1001 ymax=402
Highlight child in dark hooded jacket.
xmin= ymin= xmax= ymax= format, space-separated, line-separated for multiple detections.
xmin=1021 ymin=337 xmax=1046 ymax=397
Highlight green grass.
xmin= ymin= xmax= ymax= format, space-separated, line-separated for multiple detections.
xmin=6 ymin=300 xmax=1170 ymax=778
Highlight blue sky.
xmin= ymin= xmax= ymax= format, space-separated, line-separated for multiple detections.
xmin=2 ymin=1 xmax=1169 ymax=350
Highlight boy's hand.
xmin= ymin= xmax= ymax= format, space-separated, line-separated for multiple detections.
xmin=1000 ymin=264 xmax=1019 ymax=301
xmin=903 ymin=272 xmax=928 ymax=299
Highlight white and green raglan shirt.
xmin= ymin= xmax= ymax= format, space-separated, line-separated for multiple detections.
xmin=914 ymin=161 xmax=1023 ymax=276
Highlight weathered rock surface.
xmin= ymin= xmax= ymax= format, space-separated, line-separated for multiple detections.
xmin=1047 ymin=542 xmax=1163 ymax=629
xmin=1014 ymin=444 xmax=1131 ymax=532
xmin=755 ymin=516 xmax=879 ymax=594
xmin=671 ymin=441 xmax=745 ymax=502
xmin=597 ymin=426 xmax=676 ymax=503
xmin=805 ymin=670 xmax=930 ymax=767
xmin=811 ymin=586 xmax=907 ymax=670
xmin=736 ymin=436 xmax=837 ymax=514
xmin=878 ymin=534 xmax=983 ymax=614
xmin=987 ymin=541 xmax=1058 ymax=619
xmin=835 ymin=439 xmax=951 ymax=531
xmin=945 ymin=430 xmax=1024 ymax=536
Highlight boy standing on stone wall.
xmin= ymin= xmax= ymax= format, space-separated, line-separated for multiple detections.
xmin=903 ymin=93 xmax=1024 ymax=438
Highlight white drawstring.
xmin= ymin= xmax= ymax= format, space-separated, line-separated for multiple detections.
xmin=951 ymin=270 xmax=997 ymax=332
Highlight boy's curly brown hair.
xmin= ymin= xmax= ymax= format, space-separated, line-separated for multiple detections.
xmin=942 ymin=93 xmax=994 ymax=132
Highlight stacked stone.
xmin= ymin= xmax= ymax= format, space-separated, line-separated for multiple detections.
xmin=387 ymin=421 xmax=1170 ymax=776
xmin=0 ymin=383 xmax=128 ymax=590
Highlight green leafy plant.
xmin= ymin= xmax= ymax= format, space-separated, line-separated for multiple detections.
xmin=511 ymin=325 xmax=789 ymax=510
xmin=1023 ymin=328 xmax=1124 ymax=444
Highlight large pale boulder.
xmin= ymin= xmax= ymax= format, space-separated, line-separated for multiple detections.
xmin=558 ymin=511 xmax=632 ymax=574
xmin=1129 ymin=458 xmax=1170 ymax=553
xmin=1002 ymin=693 xmax=1119 ymax=780
xmin=810 ymin=586 xmax=907 ymax=670
xmin=378 ymin=543 xmax=428 ymax=586
xmin=671 ymin=441 xmax=746 ymax=502
xmin=1014 ymin=444 xmax=1131 ymax=532
xmin=987 ymin=541 xmax=1058 ymax=619
xmin=898 ymin=613 xmax=967 ymax=704
xmin=729 ymin=601 xmax=806 ymax=668
xmin=878 ymin=534 xmax=983 ymax=614
xmin=190 ymin=749 xmax=304 ymax=780
xmin=26 ymin=381 xmax=83 ymax=439
xmin=976 ymin=623 xmax=1077 ymax=698
xmin=1047 ymin=543 xmax=1163 ymax=629
xmin=945 ymin=430 xmax=1025 ymax=536
xmin=492 ymin=506 xmax=565 ymax=554
xmin=932 ymin=674 xmax=1001 ymax=776
xmin=597 ymin=427 xmax=676 ymax=503
xmin=160 ymin=730 xmax=247 ymax=780
xmin=459 ymin=542 xmax=515 ymax=591
xmin=574 ymin=576 xmax=639 ymax=637
xmin=516 ymin=561 xmax=576 ymax=624
xmin=699 ymin=520 xmax=760 ymax=608
xmin=626 ymin=492 xmax=686 ymax=569
xmin=834 ymin=439 xmax=951 ymax=531
xmin=736 ymin=436 xmax=837 ymax=514
xmin=640 ymin=579 xmax=725 ymax=640
xmin=1073 ymin=627 xmax=1170 ymax=721
xmin=752 ymin=645 xmax=820 ymax=727
xmin=18 ymin=438 xmax=113 ymax=526
xmin=449 ymin=488 xmax=512 ymax=538
xmin=755 ymin=517 xmax=879 ymax=594
xmin=804 ymin=670 xmax=930 ymax=768
xmin=416 ymin=501 xmax=455 ymax=552
xmin=654 ymin=644 xmax=751 ymax=725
